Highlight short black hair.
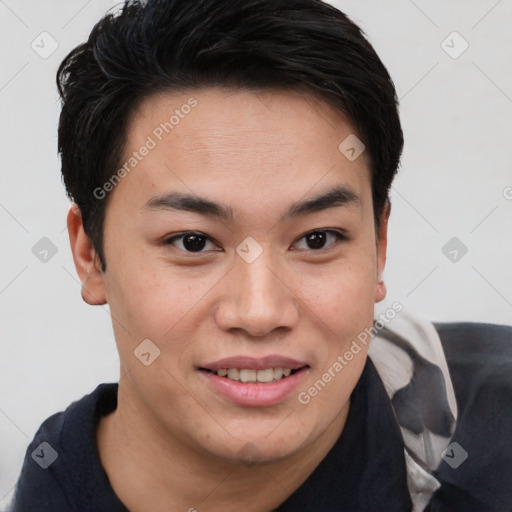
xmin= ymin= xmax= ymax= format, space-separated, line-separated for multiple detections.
xmin=57 ymin=0 xmax=403 ymax=270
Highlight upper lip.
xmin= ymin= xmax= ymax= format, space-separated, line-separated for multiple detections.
xmin=200 ymin=356 xmax=308 ymax=372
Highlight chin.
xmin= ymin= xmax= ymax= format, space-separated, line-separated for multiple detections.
xmin=233 ymin=442 xmax=300 ymax=467
xmin=201 ymin=430 xmax=306 ymax=467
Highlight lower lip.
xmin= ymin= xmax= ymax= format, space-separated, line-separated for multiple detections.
xmin=200 ymin=368 xmax=309 ymax=407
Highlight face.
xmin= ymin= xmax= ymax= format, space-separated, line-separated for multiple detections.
xmin=72 ymin=87 xmax=388 ymax=465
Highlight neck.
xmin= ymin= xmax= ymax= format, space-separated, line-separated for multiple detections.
xmin=97 ymin=381 xmax=349 ymax=512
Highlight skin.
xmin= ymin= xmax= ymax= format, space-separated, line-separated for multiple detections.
xmin=68 ymin=88 xmax=389 ymax=511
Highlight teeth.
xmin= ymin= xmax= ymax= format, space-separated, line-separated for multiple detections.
xmin=227 ymin=368 xmax=239 ymax=380
xmin=215 ymin=367 xmax=296 ymax=382
xmin=239 ymin=369 xmax=257 ymax=383
xmin=274 ymin=368 xmax=284 ymax=380
xmin=256 ymin=368 xmax=274 ymax=383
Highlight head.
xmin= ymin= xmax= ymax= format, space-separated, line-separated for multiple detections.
xmin=63 ymin=0 xmax=402 ymax=465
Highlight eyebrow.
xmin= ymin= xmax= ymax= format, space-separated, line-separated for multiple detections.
xmin=143 ymin=185 xmax=361 ymax=221
xmin=144 ymin=192 xmax=234 ymax=220
xmin=281 ymin=185 xmax=361 ymax=220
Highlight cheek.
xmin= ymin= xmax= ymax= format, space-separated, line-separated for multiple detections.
xmin=294 ymin=264 xmax=375 ymax=430
xmin=296 ymin=257 xmax=377 ymax=334
xmin=104 ymin=254 xmax=227 ymax=358
xmin=108 ymin=272 xmax=195 ymax=335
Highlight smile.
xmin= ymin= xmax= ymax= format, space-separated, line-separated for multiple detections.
xmin=199 ymin=357 xmax=310 ymax=407
xmin=205 ymin=367 xmax=296 ymax=383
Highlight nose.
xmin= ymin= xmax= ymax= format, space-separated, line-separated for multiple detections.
xmin=214 ymin=251 xmax=300 ymax=338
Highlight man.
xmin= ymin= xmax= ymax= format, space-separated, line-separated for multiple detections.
xmin=11 ymin=0 xmax=512 ymax=511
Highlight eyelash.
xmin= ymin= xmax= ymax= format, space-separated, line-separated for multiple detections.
xmin=162 ymin=229 xmax=348 ymax=254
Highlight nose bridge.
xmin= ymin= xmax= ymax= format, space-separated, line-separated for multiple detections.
xmin=215 ymin=245 xmax=299 ymax=336
xmin=241 ymin=255 xmax=282 ymax=309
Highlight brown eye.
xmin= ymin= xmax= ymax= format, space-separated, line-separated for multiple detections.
xmin=182 ymin=234 xmax=207 ymax=252
xmin=305 ymin=231 xmax=327 ymax=249
xmin=293 ymin=230 xmax=347 ymax=251
xmin=164 ymin=232 xmax=219 ymax=253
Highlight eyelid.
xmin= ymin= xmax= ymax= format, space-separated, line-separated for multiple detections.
xmin=163 ymin=231 xmax=221 ymax=252
xmin=161 ymin=228 xmax=348 ymax=253
xmin=292 ymin=229 xmax=349 ymax=251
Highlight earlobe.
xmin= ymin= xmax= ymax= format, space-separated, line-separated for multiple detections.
xmin=374 ymin=200 xmax=391 ymax=304
xmin=375 ymin=280 xmax=387 ymax=303
xmin=67 ymin=204 xmax=107 ymax=305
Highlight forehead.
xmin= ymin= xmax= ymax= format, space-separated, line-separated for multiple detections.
xmin=113 ymin=87 xmax=371 ymax=219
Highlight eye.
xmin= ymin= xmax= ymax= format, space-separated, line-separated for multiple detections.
xmin=164 ymin=232 xmax=219 ymax=253
xmin=293 ymin=230 xmax=347 ymax=251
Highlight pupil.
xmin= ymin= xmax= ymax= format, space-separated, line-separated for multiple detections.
xmin=183 ymin=234 xmax=206 ymax=252
xmin=307 ymin=232 xmax=326 ymax=249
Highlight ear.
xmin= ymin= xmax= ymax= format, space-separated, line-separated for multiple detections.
xmin=67 ymin=204 xmax=107 ymax=305
xmin=374 ymin=199 xmax=391 ymax=303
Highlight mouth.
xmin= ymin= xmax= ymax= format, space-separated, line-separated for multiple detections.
xmin=198 ymin=356 xmax=310 ymax=407
xmin=200 ymin=367 xmax=304 ymax=383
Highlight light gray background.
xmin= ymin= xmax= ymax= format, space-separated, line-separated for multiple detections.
xmin=1 ymin=0 xmax=511 ymax=506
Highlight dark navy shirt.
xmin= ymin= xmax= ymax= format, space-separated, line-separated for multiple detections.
xmin=11 ymin=323 xmax=512 ymax=511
